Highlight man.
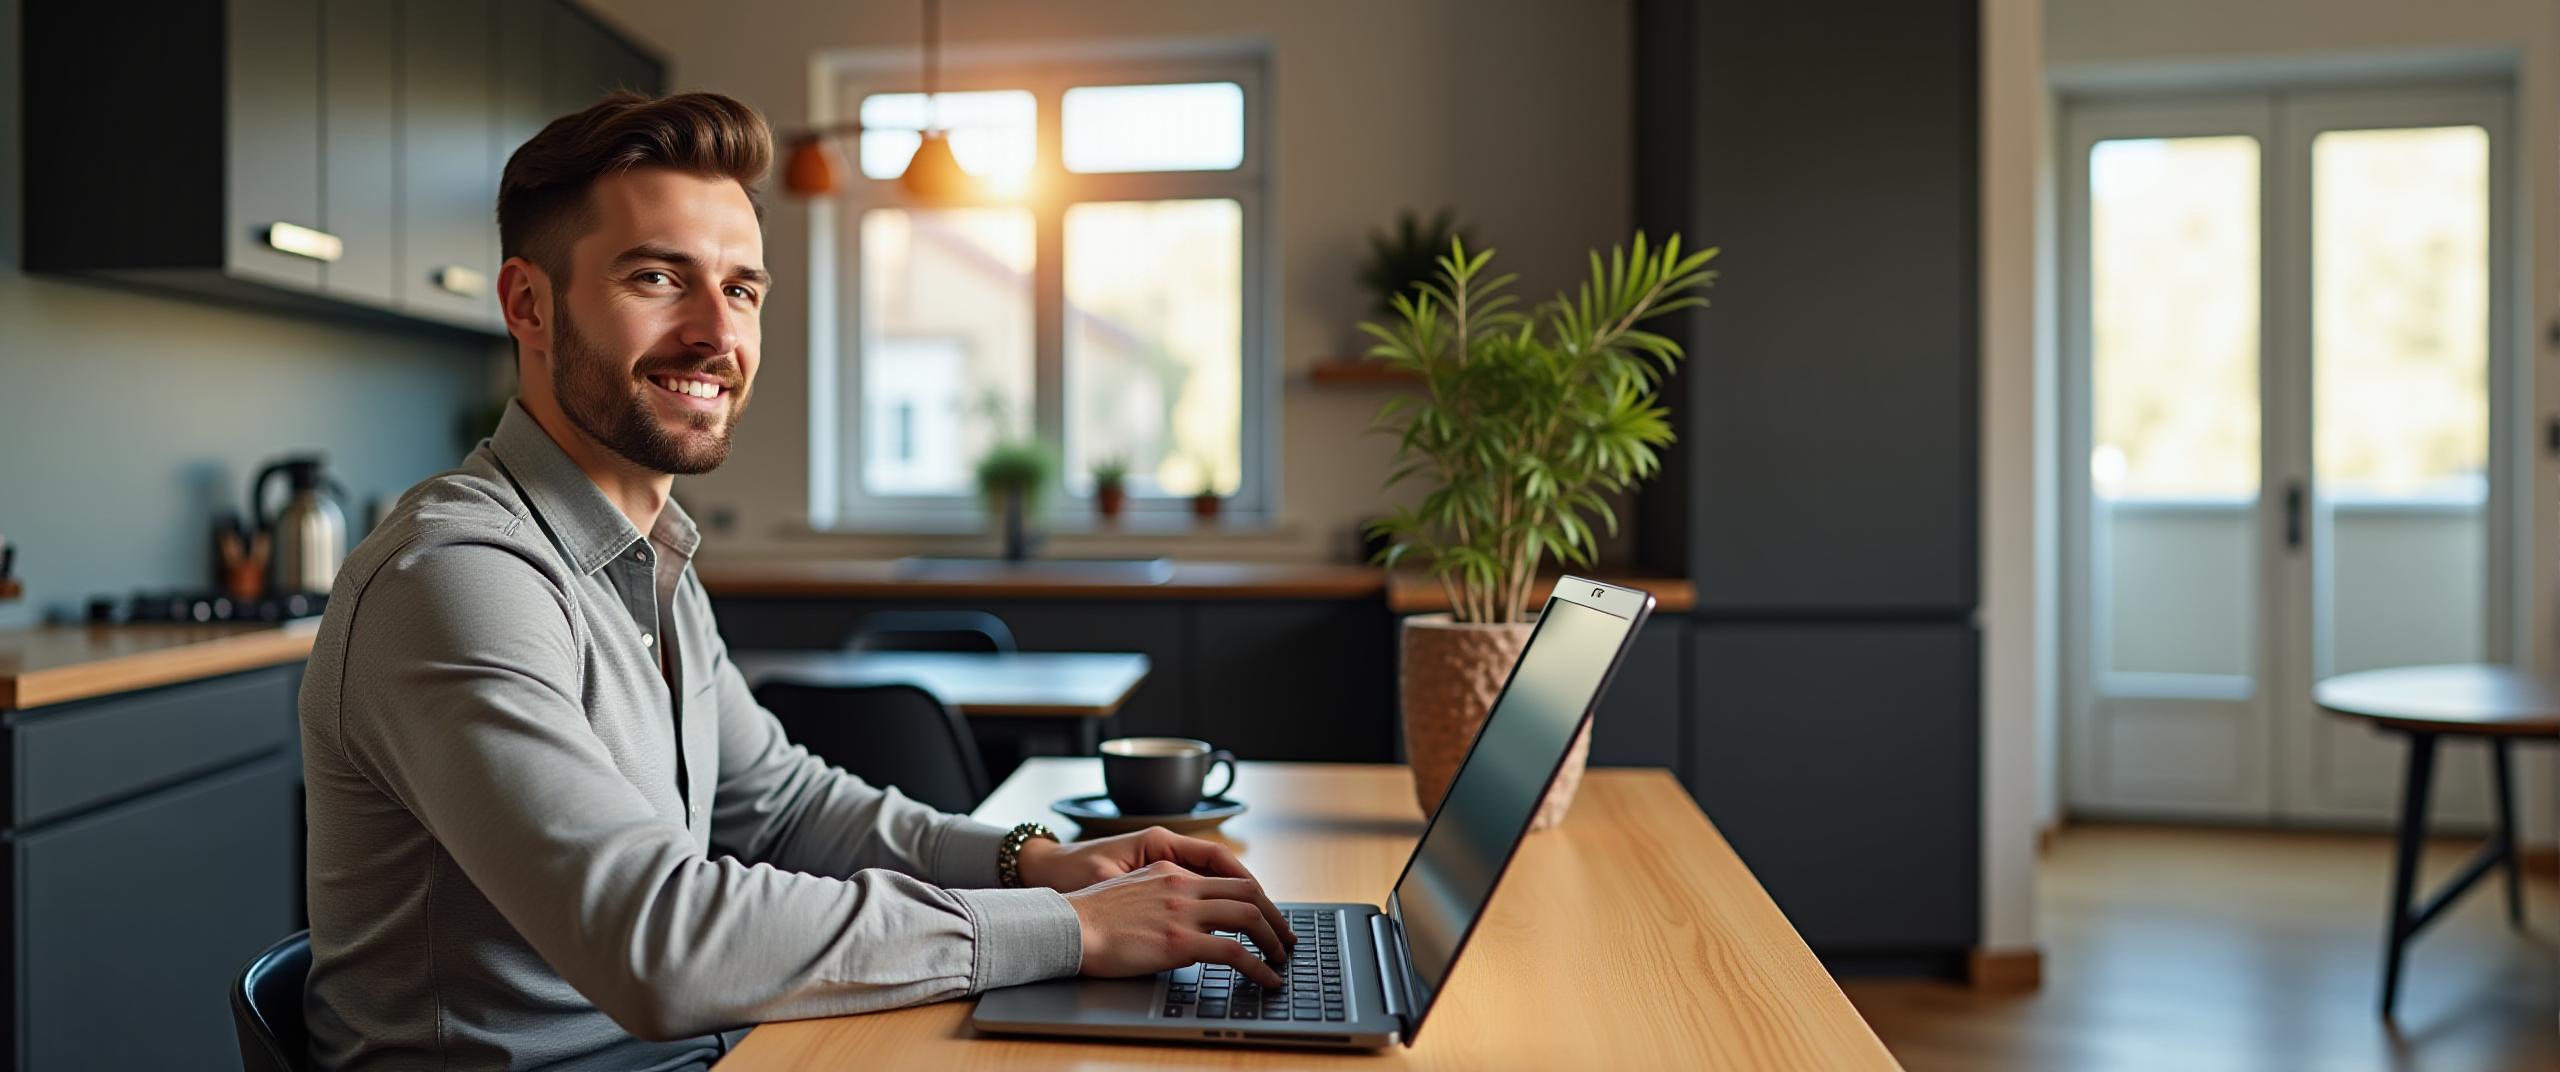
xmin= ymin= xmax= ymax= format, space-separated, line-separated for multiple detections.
xmin=299 ymin=92 xmax=1293 ymax=1071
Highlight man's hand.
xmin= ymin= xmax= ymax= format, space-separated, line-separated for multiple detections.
xmin=1015 ymin=826 xmax=1273 ymax=900
xmin=1062 ymin=860 xmax=1291 ymax=987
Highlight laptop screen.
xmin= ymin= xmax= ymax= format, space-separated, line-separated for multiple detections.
xmin=1387 ymin=593 xmax=1641 ymax=1035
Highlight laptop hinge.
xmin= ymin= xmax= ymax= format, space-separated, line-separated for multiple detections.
xmin=1369 ymin=912 xmax=1413 ymax=1034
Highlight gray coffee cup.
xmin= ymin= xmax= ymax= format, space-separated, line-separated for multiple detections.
xmin=1100 ymin=737 xmax=1236 ymax=816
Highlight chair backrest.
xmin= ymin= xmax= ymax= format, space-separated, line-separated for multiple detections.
xmin=754 ymin=681 xmax=993 ymax=812
xmin=843 ymin=610 xmax=1018 ymax=654
xmin=232 ymin=929 xmax=312 ymax=1072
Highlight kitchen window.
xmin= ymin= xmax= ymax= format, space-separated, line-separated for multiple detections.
xmin=809 ymin=48 xmax=1270 ymax=530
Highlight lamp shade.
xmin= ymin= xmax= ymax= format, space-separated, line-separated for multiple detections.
xmin=899 ymin=131 xmax=973 ymax=202
xmin=784 ymin=135 xmax=845 ymax=197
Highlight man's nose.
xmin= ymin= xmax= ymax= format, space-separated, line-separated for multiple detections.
xmin=678 ymin=287 xmax=744 ymax=358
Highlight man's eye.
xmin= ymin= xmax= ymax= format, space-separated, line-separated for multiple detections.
xmin=636 ymin=269 xmax=675 ymax=286
xmin=725 ymin=285 xmax=760 ymax=303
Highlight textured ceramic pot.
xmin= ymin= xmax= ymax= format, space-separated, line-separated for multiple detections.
xmin=1399 ymin=613 xmax=1591 ymax=830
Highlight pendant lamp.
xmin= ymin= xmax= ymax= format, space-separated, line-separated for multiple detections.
xmin=783 ymin=0 xmax=971 ymax=201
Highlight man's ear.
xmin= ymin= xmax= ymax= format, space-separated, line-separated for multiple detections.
xmin=498 ymin=256 xmax=554 ymax=361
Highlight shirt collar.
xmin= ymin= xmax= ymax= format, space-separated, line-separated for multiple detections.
xmin=489 ymin=400 xmax=702 ymax=576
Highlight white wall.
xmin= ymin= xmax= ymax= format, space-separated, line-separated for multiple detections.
xmin=1981 ymin=0 xmax=2048 ymax=960
xmin=585 ymin=0 xmax=1633 ymax=565
xmin=2040 ymin=0 xmax=2560 ymax=845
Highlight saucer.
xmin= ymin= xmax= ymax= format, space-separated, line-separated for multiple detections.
xmin=1052 ymin=793 xmax=1247 ymax=836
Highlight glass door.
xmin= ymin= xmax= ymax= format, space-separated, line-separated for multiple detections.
xmin=2275 ymin=89 xmax=2511 ymax=825
xmin=2064 ymin=87 xmax=2512 ymax=827
xmin=2063 ymin=100 xmax=2279 ymax=819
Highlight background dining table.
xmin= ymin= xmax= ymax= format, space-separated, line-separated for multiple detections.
xmin=729 ymin=649 xmax=1151 ymax=752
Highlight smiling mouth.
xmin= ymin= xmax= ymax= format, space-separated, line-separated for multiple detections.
xmin=647 ymin=373 xmax=729 ymax=402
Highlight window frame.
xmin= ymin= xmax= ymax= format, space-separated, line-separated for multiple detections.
xmin=806 ymin=44 xmax=1274 ymax=532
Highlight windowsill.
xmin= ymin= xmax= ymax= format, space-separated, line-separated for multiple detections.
xmin=786 ymin=511 xmax=1303 ymax=541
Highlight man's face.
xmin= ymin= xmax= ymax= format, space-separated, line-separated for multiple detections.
xmin=546 ymin=167 xmax=768 ymax=475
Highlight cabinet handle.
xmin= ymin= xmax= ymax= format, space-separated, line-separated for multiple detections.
xmin=433 ymin=265 xmax=487 ymax=296
xmin=263 ymin=222 xmax=342 ymax=263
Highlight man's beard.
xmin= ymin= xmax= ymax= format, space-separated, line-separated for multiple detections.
xmin=551 ymin=305 xmax=747 ymax=476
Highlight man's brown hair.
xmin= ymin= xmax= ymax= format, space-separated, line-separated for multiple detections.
xmin=498 ymin=91 xmax=772 ymax=285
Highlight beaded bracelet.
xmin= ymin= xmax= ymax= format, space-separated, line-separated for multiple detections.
xmin=997 ymin=821 xmax=1057 ymax=888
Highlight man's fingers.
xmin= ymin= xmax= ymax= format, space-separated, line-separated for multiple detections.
xmin=1159 ymin=830 xmax=1250 ymax=879
xmin=1193 ymin=875 xmax=1296 ymax=951
xmin=1195 ymin=899 xmax=1289 ymax=971
xmin=1188 ymin=931 xmax=1285 ymax=988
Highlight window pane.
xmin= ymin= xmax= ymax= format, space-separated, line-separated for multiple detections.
xmin=2088 ymin=135 xmax=2259 ymax=681
xmin=857 ymin=90 xmax=1035 ymax=180
xmin=2089 ymin=136 xmax=2261 ymax=500
xmin=1061 ymin=83 xmax=1244 ymax=173
xmin=1063 ymin=199 xmax=1243 ymax=496
xmin=2311 ymin=125 xmax=2488 ymax=501
xmin=859 ymin=207 xmax=1035 ymax=496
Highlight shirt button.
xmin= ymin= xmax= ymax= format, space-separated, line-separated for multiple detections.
xmin=631 ymin=548 xmax=647 ymax=562
xmin=640 ymin=632 xmax=655 ymax=648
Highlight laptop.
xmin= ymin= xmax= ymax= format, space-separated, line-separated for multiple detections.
xmin=972 ymin=576 xmax=1656 ymax=1049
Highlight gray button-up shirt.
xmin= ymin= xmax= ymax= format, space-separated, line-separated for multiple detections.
xmin=300 ymin=402 xmax=1083 ymax=1071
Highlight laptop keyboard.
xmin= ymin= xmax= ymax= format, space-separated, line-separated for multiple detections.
xmin=1160 ymin=908 xmax=1346 ymax=1022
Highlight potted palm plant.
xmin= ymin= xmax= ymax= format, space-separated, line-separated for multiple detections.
xmin=1365 ymin=233 xmax=1717 ymax=828
xmin=1090 ymin=457 xmax=1130 ymax=522
xmin=976 ymin=441 xmax=1054 ymax=562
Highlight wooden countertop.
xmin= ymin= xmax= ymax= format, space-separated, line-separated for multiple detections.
xmin=1383 ymin=572 xmax=1696 ymax=614
xmin=718 ymin=760 xmax=1897 ymax=1070
xmin=0 ymin=622 xmax=318 ymax=711
xmin=701 ymin=559 xmax=1696 ymax=612
xmin=699 ymin=559 xmax=1387 ymax=601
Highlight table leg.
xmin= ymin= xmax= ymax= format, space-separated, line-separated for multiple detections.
xmin=2491 ymin=737 xmax=2522 ymax=928
xmin=2381 ymin=731 xmax=2437 ymax=1019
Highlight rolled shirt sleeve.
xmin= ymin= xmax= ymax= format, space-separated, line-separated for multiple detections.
xmin=331 ymin=537 xmax=1078 ymax=1039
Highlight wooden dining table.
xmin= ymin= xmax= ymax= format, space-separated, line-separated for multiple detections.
xmin=713 ymin=759 xmax=1901 ymax=1070
xmin=731 ymin=649 xmax=1150 ymax=751
xmin=2314 ymin=663 xmax=2560 ymax=1018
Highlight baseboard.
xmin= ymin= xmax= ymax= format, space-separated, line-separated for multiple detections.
xmin=1966 ymin=946 xmax=2043 ymax=992
xmin=2526 ymin=845 xmax=2558 ymax=880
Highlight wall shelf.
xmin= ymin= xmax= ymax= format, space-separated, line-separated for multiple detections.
xmin=1306 ymin=357 xmax=1421 ymax=387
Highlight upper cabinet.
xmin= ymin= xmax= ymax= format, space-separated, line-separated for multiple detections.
xmin=20 ymin=0 xmax=664 ymax=338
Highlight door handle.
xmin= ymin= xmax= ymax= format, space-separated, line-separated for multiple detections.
xmin=2284 ymin=481 xmax=2304 ymax=551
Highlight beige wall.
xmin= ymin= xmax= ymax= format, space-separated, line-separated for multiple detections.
xmin=587 ymin=0 xmax=1634 ymax=564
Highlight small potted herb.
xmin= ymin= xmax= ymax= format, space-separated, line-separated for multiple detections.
xmin=1091 ymin=456 xmax=1130 ymax=521
xmin=975 ymin=441 xmax=1055 ymax=561
xmin=1190 ymin=488 xmax=1223 ymax=522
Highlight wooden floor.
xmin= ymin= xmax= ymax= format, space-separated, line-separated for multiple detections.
xmin=1841 ymin=825 xmax=2559 ymax=1072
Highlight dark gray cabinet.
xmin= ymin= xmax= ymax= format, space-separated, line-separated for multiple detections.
xmin=709 ymin=596 xmax=1404 ymax=768
xmin=1630 ymin=0 xmax=1983 ymax=971
xmin=1189 ymin=602 xmax=1396 ymax=763
xmin=3 ymin=667 xmax=302 ymax=1071
xmin=400 ymin=0 xmax=500 ymax=327
xmin=20 ymin=0 xmax=663 ymax=336
xmin=1587 ymin=616 xmax=1688 ymax=776
xmin=322 ymin=0 xmax=401 ymax=306
xmin=1687 ymin=623 xmax=1980 ymax=954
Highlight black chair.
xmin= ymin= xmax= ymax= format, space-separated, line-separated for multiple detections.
xmin=232 ymin=929 xmax=312 ymax=1072
xmin=754 ymin=681 xmax=993 ymax=813
xmin=843 ymin=610 xmax=1018 ymax=654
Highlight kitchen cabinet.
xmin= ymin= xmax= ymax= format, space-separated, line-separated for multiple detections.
xmin=1587 ymin=616 xmax=1689 ymax=779
xmin=1689 ymin=622 xmax=1981 ymax=958
xmin=3 ymin=667 xmax=302 ymax=1071
xmin=400 ymin=0 xmax=500 ymax=328
xmin=20 ymin=0 xmax=663 ymax=337
xmin=322 ymin=0 xmax=401 ymax=306
xmin=709 ymin=596 xmax=1404 ymax=766
xmin=1629 ymin=0 xmax=1982 ymax=971
xmin=1188 ymin=602 xmax=1396 ymax=764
